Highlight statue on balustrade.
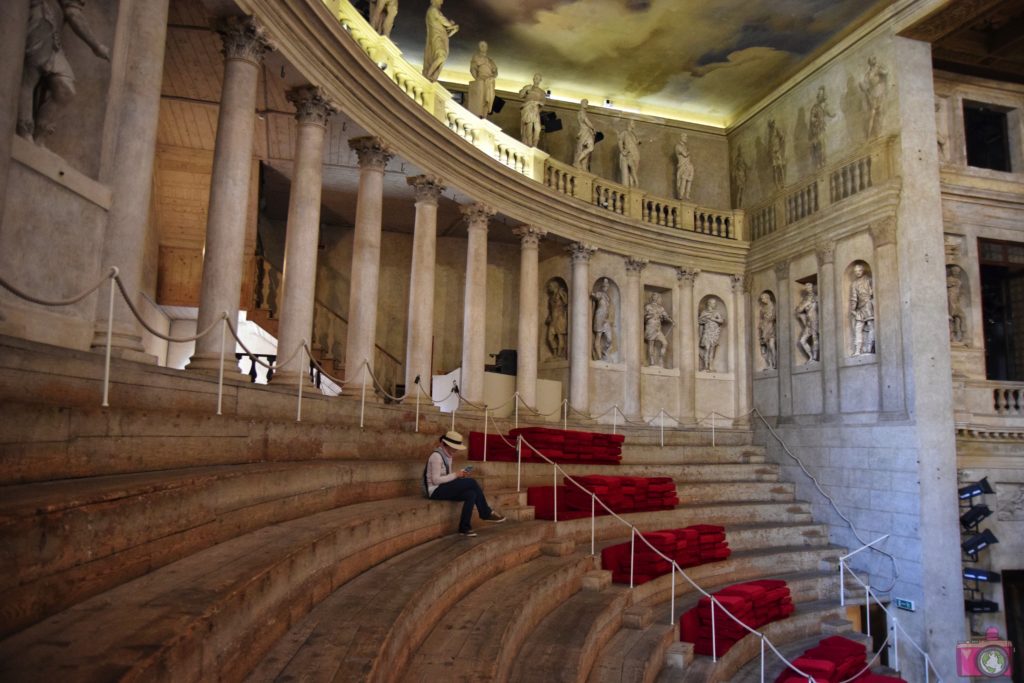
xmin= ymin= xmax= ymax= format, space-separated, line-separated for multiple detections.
xmin=795 ymin=283 xmax=819 ymax=363
xmin=767 ymin=118 xmax=786 ymax=189
xmin=370 ymin=0 xmax=398 ymax=38
xmin=644 ymin=293 xmax=673 ymax=368
xmin=859 ymin=56 xmax=889 ymax=139
xmin=809 ymin=86 xmax=836 ymax=169
xmin=758 ymin=292 xmax=777 ymax=370
xmin=698 ymin=298 xmax=725 ymax=373
xmin=618 ymin=120 xmax=641 ymax=188
xmin=422 ymin=0 xmax=458 ymax=83
xmin=591 ymin=277 xmax=615 ymax=361
xmin=573 ymin=99 xmax=597 ymax=171
xmin=468 ymin=41 xmax=497 ymax=118
xmin=675 ymin=133 xmax=695 ymax=200
xmin=849 ymin=263 xmax=875 ymax=355
xmin=732 ymin=146 xmax=748 ymax=207
xmin=947 ymin=264 xmax=966 ymax=344
xmin=518 ymin=73 xmax=546 ymax=147
xmin=18 ymin=0 xmax=111 ymax=145
xmin=545 ymin=280 xmax=568 ymax=360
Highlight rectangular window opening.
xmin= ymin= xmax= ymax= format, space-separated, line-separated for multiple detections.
xmin=964 ymin=101 xmax=1013 ymax=173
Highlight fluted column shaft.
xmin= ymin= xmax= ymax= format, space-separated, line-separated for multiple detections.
xmin=817 ymin=245 xmax=839 ymax=416
xmin=272 ymin=87 xmax=335 ymax=383
xmin=404 ymin=175 xmax=444 ymax=395
xmin=774 ymin=261 xmax=794 ymax=417
xmin=676 ymin=268 xmax=698 ymax=424
xmin=872 ymin=218 xmax=905 ymax=414
xmin=623 ymin=257 xmax=647 ymax=417
xmin=569 ymin=244 xmax=597 ymax=413
xmin=732 ymin=275 xmax=751 ymax=422
xmin=189 ymin=18 xmax=271 ymax=373
xmin=344 ymin=137 xmax=393 ymax=388
xmin=515 ymin=226 xmax=545 ymax=408
xmin=460 ymin=203 xmax=494 ymax=404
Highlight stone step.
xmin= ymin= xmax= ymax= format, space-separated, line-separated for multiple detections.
xmin=402 ymin=551 xmax=596 ymax=682
xmin=478 ymin=461 xmax=780 ymax=489
xmin=588 ymin=622 xmax=676 ymax=683
xmin=0 ymin=494 xmax=529 ymax=680
xmin=0 ymin=461 xmax=531 ymax=636
xmin=675 ymin=480 xmax=794 ymax=504
xmin=730 ymin=630 xmax=873 ymax=683
xmin=620 ymin=444 xmax=767 ymax=465
xmin=245 ymin=520 xmax=552 ymax=683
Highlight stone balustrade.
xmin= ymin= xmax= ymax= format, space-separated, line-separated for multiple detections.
xmin=749 ymin=136 xmax=895 ymax=240
xmin=953 ymin=378 xmax=1024 ymax=431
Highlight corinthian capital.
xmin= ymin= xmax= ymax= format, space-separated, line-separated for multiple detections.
xmin=675 ymin=267 xmax=699 ymax=286
xmin=461 ymin=202 xmax=496 ymax=227
xmin=407 ymin=175 xmax=445 ymax=204
xmin=513 ymin=225 xmax=546 ymax=248
xmin=816 ymin=242 xmax=835 ymax=266
xmin=287 ymin=86 xmax=337 ymax=127
xmin=348 ymin=136 xmax=393 ymax=171
xmin=870 ymin=217 xmax=897 ymax=247
xmin=216 ymin=16 xmax=274 ymax=64
xmin=731 ymin=273 xmax=750 ymax=293
xmin=625 ymin=256 xmax=648 ymax=275
xmin=774 ymin=261 xmax=790 ymax=281
xmin=568 ymin=242 xmax=598 ymax=263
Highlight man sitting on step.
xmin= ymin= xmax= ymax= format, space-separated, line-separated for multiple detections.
xmin=424 ymin=430 xmax=506 ymax=537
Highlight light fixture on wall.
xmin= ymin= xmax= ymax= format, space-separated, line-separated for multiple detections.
xmin=961 ymin=529 xmax=999 ymax=560
xmin=963 ymin=567 xmax=1001 ymax=583
xmin=964 ymin=598 xmax=1000 ymax=613
xmin=958 ymin=477 xmax=994 ymax=500
xmin=960 ymin=503 xmax=993 ymax=531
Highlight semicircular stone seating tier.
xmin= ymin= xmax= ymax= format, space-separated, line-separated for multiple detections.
xmin=236 ymin=0 xmax=747 ymax=271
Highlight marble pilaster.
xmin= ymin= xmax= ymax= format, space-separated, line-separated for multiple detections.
xmin=343 ymin=136 xmax=393 ymax=389
xmin=816 ymin=243 xmax=839 ymax=416
xmin=404 ymin=175 xmax=444 ymax=397
xmin=569 ymin=243 xmax=597 ymax=414
xmin=460 ymin=203 xmax=495 ymax=404
xmin=623 ymin=257 xmax=647 ymax=417
xmin=731 ymin=274 xmax=751 ymax=423
xmin=188 ymin=17 xmax=272 ymax=374
xmin=675 ymin=267 xmax=699 ymax=424
xmin=774 ymin=261 xmax=794 ymax=418
xmin=271 ymin=87 xmax=335 ymax=384
xmin=871 ymin=218 xmax=905 ymax=414
xmin=514 ymin=225 xmax=546 ymax=408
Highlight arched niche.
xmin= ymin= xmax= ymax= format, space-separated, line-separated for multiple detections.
xmin=843 ymin=260 xmax=875 ymax=357
xmin=697 ymin=294 xmax=728 ymax=373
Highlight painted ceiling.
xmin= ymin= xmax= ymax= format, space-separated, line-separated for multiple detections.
xmin=379 ymin=0 xmax=894 ymax=127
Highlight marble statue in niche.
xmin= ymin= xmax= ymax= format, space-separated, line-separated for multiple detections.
xmin=370 ymin=0 xmax=398 ymax=38
xmin=849 ymin=262 xmax=875 ymax=355
xmin=545 ymin=280 xmax=568 ymax=360
xmin=18 ymin=0 xmax=111 ymax=145
xmin=618 ymin=120 xmax=641 ymax=188
xmin=422 ymin=0 xmax=458 ymax=83
xmin=808 ymin=86 xmax=836 ymax=169
xmin=518 ymin=74 xmax=546 ymax=147
xmin=468 ymin=41 xmax=497 ymax=118
xmin=675 ymin=133 xmax=695 ymax=200
xmin=698 ymin=298 xmax=725 ymax=373
xmin=767 ymin=118 xmax=786 ymax=189
xmin=732 ymin=146 xmax=748 ymax=207
xmin=591 ymin=277 xmax=615 ymax=361
xmin=644 ymin=292 xmax=673 ymax=368
xmin=947 ymin=264 xmax=967 ymax=343
xmin=859 ymin=56 xmax=889 ymax=139
xmin=795 ymin=283 xmax=819 ymax=363
xmin=573 ymin=99 xmax=597 ymax=171
xmin=758 ymin=292 xmax=777 ymax=370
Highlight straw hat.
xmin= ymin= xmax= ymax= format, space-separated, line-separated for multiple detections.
xmin=440 ymin=430 xmax=467 ymax=450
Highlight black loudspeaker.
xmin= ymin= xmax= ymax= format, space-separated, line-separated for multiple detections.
xmin=594 ymin=131 xmax=605 ymax=144
xmin=491 ymin=96 xmax=505 ymax=113
xmin=493 ymin=349 xmax=517 ymax=376
xmin=540 ymin=111 xmax=562 ymax=133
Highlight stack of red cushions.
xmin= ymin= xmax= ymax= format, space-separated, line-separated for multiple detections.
xmin=526 ymin=475 xmax=679 ymax=521
xmin=774 ymin=635 xmax=905 ymax=683
xmin=467 ymin=428 xmax=624 ymax=464
xmin=680 ymin=579 xmax=795 ymax=655
xmin=600 ymin=524 xmax=732 ymax=585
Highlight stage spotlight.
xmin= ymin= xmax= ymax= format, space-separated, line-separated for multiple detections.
xmin=491 ymin=96 xmax=505 ymax=114
xmin=960 ymin=504 xmax=993 ymax=530
xmin=962 ymin=529 xmax=999 ymax=558
xmin=604 ymin=99 xmax=613 ymax=107
xmin=540 ymin=111 xmax=562 ymax=133
xmin=965 ymin=598 xmax=1000 ymax=613
xmin=958 ymin=477 xmax=994 ymax=500
xmin=963 ymin=567 xmax=1001 ymax=583
xmin=594 ymin=131 xmax=605 ymax=144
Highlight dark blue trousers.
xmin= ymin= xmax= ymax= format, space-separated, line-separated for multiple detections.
xmin=430 ymin=478 xmax=493 ymax=533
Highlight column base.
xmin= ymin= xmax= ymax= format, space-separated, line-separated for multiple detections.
xmin=186 ymin=352 xmax=249 ymax=381
xmin=90 ymin=329 xmax=157 ymax=365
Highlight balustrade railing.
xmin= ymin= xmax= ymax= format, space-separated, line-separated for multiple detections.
xmin=995 ymin=386 xmax=1024 ymax=415
xmin=785 ymin=181 xmax=819 ymax=225
xmin=644 ymin=198 xmax=679 ymax=228
xmin=594 ymin=181 xmax=628 ymax=215
xmin=693 ymin=210 xmax=733 ymax=238
xmin=750 ymin=205 xmax=777 ymax=240
xmin=953 ymin=379 xmax=1024 ymax=430
xmin=830 ymin=155 xmax=873 ymax=203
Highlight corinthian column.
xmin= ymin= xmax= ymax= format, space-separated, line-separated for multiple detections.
xmin=569 ymin=243 xmax=597 ymax=414
xmin=271 ymin=87 xmax=335 ymax=384
xmin=675 ymin=267 xmax=699 ymax=424
xmin=774 ymin=261 xmax=794 ymax=418
xmin=871 ymin=218 xmax=905 ymax=414
xmin=623 ymin=257 xmax=648 ymax=417
xmin=188 ymin=17 xmax=272 ymax=374
xmin=816 ymin=243 xmax=839 ymax=416
xmin=514 ymin=225 xmax=546 ymax=408
xmin=344 ymin=136 xmax=393 ymax=389
xmin=460 ymin=203 xmax=495 ymax=404
xmin=732 ymin=274 xmax=752 ymax=423
xmin=404 ymin=175 xmax=445 ymax=396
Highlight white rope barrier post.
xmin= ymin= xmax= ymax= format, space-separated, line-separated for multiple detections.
xmin=760 ymin=635 xmax=765 ymax=683
xmin=552 ymin=464 xmax=559 ymax=523
xmin=628 ymin=527 xmax=637 ymax=589
xmin=217 ymin=315 xmax=227 ymax=416
xmin=101 ymin=269 xmax=117 ymax=408
xmin=415 ymin=385 xmax=421 ymax=433
xmin=924 ymin=653 xmax=931 ymax=683
xmin=295 ymin=341 xmax=306 ymax=423
xmin=659 ymin=409 xmax=665 ymax=448
xmin=590 ymin=493 xmax=596 ymax=556
xmin=865 ymin=584 xmax=871 ymax=641
xmin=483 ymin=409 xmax=489 ymax=462
xmin=514 ymin=393 xmax=519 ymax=429
xmin=670 ymin=566 xmax=677 ymax=624
xmin=359 ymin=361 xmax=368 ymax=429
xmin=562 ymin=399 xmax=568 ymax=431
xmin=613 ymin=405 xmax=618 ymax=435
xmin=892 ymin=617 xmax=899 ymax=673
xmin=711 ymin=597 xmax=718 ymax=662
xmin=711 ymin=411 xmax=716 ymax=447
xmin=516 ymin=435 xmax=522 ymax=492
xmin=839 ymin=559 xmax=846 ymax=607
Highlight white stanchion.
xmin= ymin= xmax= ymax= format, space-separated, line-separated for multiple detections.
xmin=865 ymin=584 xmax=871 ymax=640
xmin=711 ymin=597 xmax=718 ymax=662
xmin=415 ymin=385 xmax=421 ymax=432
xmin=893 ymin=617 xmax=900 ymax=673
xmin=712 ymin=411 xmax=716 ymax=447
xmin=514 ymin=393 xmax=519 ymax=429
xmin=659 ymin=409 xmax=665 ymax=447
xmin=359 ymin=361 xmax=367 ymax=429
xmin=217 ymin=316 xmax=226 ymax=416
xmin=562 ymin=400 xmax=567 ymax=431
xmin=629 ymin=527 xmax=636 ymax=589
xmin=296 ymin=341 xmax=305 ymax=422
xmin=483 ymin=409 xmax=489 ymax=462
xmin=102 ymin=270 xmax=117 ymax=408
xmin=670 ymin=567 xmax=676 ymax=624
xmin=760 ymin=635 xmax=765 ymax=683
xmin=590 ymin=494 xmax=596 ymax=556
xmin=553 ymin=464 xmax=558 ymax=523
xmin=516 ymin=435 xmax=522 ymax=492
xmin=839 ymin=559 xmax=846 ymax=607
xmin=613 ymin=405 xmax=618 ymax=435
